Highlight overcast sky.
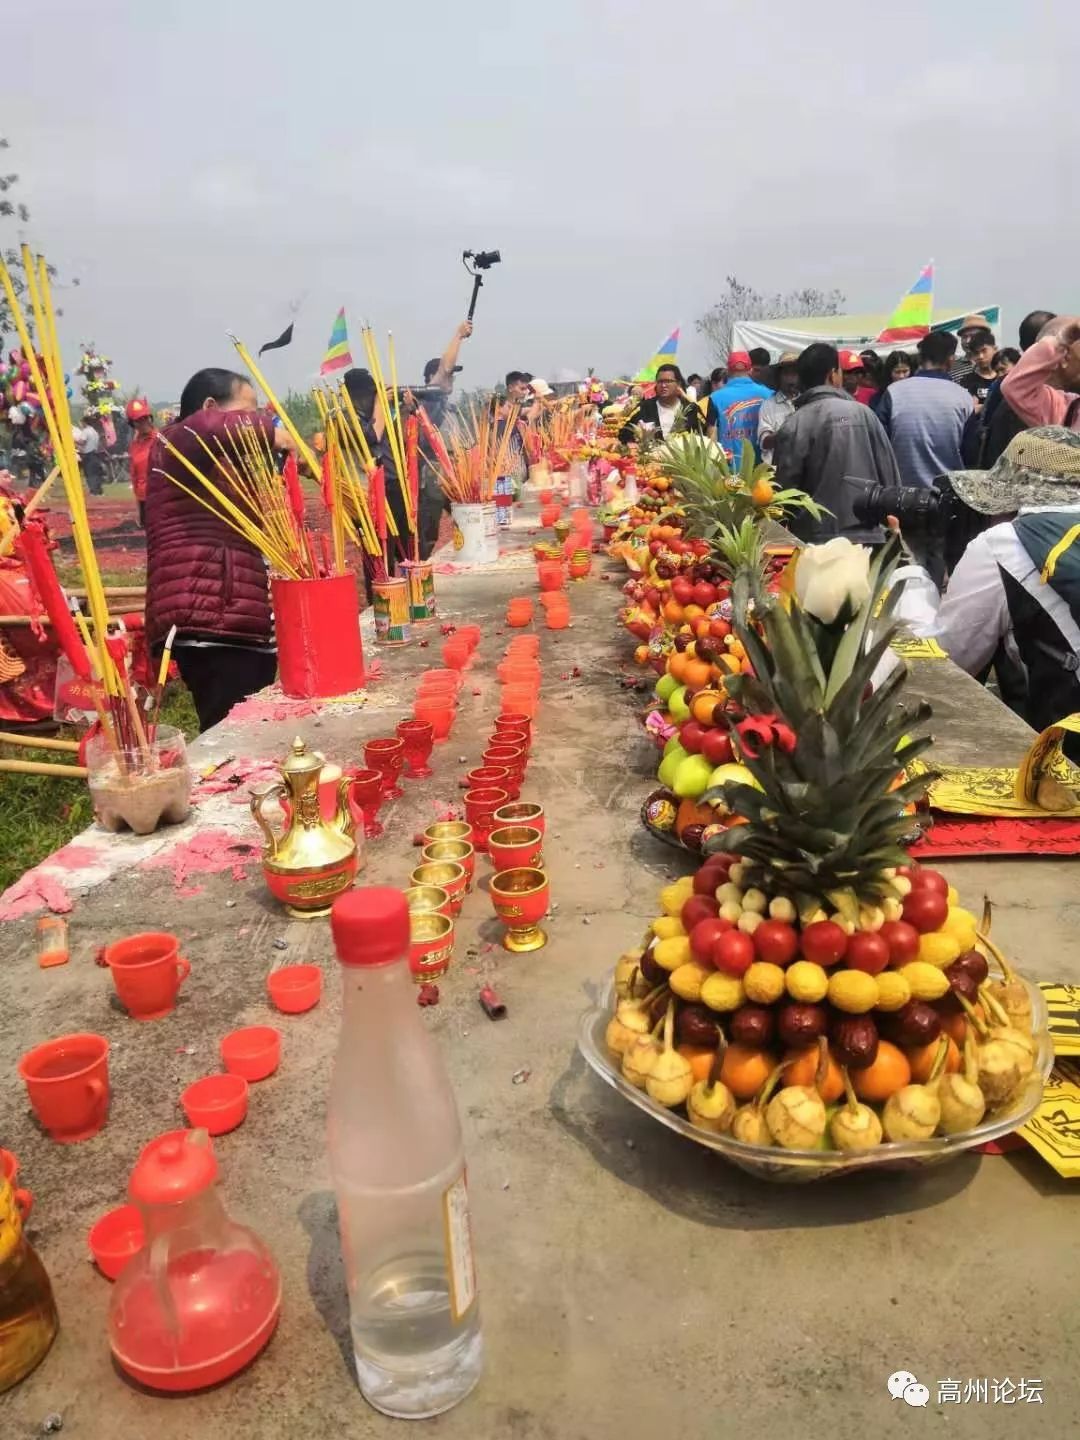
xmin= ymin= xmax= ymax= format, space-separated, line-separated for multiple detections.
xmin=5 ymin=2 xmax=1077 ymax=400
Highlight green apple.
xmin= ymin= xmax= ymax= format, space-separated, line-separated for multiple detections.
xmin=672 ymin=753 xmax=714 ymax=800
xmin=668 ymin=685 xmax=691 ymax=723
xmin=657 ymin=744 xmax=688 ymax=789
xmin=655 ymin=673 xmax=678 ymax=704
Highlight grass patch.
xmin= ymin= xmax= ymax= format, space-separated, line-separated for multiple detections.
xmin=0 ymin=681 xmax=199 ymax=894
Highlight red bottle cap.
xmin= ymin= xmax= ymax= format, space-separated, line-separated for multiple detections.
xmin=129 ymin=1129 xmax=218 ymax=1205
xmin=331 ymin=887 xmax=409 ymax=967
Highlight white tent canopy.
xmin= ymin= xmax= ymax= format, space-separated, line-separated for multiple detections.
xmin=733 ymin=305 xmax=1001 ymax=359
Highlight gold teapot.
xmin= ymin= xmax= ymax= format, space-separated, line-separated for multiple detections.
xmin=250 ymin=737 xmax=358 ymax=917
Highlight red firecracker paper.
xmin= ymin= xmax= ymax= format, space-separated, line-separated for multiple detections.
xmin=910 ymin=814 xmax=1080 ymax=858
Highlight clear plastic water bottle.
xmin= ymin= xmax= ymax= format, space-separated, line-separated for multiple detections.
xmin=328 ymin=888 xmax=483 ymax=1419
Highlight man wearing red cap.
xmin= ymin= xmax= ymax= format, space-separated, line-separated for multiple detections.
xmin=125 ymin=396 xmax=156 ymax=527
xmin=705 ymin=351 xmax=774 ymax=463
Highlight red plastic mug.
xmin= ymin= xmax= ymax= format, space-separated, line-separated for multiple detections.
xmin=105 ymin=932 xmax=192 ymax=1021
xmin=18 ymin=1033 xmax=111 ymax=1143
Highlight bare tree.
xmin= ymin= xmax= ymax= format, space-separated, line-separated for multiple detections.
xmin=697 ymin=276 xmax=846 ymax=363
xmin=0 ymin=139 xmax=69 ymax=343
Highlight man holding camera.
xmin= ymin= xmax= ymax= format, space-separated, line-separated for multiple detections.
xmin=771 ymin=343 xmax=898 ymax=547
xmin=413 ymin=320 xmax=472 ymax=557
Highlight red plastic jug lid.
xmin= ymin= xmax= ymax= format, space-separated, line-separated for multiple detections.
xmin=331 ymin=887 xmax=409 ymax=967
xmin=129 ymin=1129 xmax=218 ymax=1205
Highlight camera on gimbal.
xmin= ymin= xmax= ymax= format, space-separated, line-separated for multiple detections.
xmin=463 ymin=249 xmax=501 ymax=271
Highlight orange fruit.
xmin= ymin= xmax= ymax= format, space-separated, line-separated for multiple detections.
xmin=682 ymin=604 xmax=704 ymax=624
xmin=692 ymin=615 xmax=711 ymax=639
xmin=633 ymin=644 xmax=649 ymax=666
xmin=667 ymin=651 xmax=688 ymax=683
xmin=691 ymin=689 xmax=725 ymax=725
xmin=751 ymin=477 xmax=774 ymax=505
xmin=682 ymin=658 xmax=713 ymax=692
xmin=782 ymin=1047 xmax=844 ymax=1102
xmin=677 ymin=1045 xmax=717 ymax=1084
xmin=908 ymin=1036 xmax=961 ymax=1083
xmin=852 ymin=1041 xmax=911 ymax=1102
xmin=662 ymin=599 xmax=684 ymax=625
xmin=720 ymin=1044 xmax=775 ymax=1100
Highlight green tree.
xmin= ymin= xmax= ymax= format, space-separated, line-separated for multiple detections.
xmin=696 ymin=276 xmax=846 ymax=364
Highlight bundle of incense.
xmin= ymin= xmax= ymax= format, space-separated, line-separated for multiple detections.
xmin=0 ymin=247 xmax=125 ymax=760
xmin=422 ymin=399 xmax=520 ymax=505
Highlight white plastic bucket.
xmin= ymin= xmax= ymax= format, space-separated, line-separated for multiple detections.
xmin=451 ymin=502 xmax=499 ymax=564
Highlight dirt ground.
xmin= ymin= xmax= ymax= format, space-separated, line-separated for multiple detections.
xmin=2 ymin=543 xmax=1078 ymax=1440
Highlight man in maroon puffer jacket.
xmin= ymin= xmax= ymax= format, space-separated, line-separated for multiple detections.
xmin=146 ymin=367 xmax=295 ymax=731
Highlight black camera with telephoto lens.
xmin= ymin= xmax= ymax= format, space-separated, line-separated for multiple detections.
xmin=853 ymin=478 xmax=957 ymax=531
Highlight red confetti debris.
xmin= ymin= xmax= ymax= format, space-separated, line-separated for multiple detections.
xmin=417 ymin=983 xmax=440 ymax=1007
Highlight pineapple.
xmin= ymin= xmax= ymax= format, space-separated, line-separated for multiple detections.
xmin=655 ymin=432 xmax=828 ymax=539
xmin=703 ymin=535 xmax=934 ymax=921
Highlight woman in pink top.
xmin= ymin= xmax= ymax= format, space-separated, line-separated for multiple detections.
xmin=1001 ymin=318 xmax=1080 ymax=430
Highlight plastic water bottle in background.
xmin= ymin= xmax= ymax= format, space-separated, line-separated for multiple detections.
xmin=328 ymin=888 xmax=482 ymax=1419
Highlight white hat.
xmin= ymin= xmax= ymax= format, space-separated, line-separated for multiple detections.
xmin=529 ymin=378 xmax=554 ymax=397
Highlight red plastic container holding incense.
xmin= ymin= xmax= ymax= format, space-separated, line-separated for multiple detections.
xmin=272 ymin=575 xmax=366 ymax=699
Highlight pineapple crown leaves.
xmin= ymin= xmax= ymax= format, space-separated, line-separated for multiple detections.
xmin=701 ymin=534 xmax=935 ymax=904
xmin=654 ymin=433 xmax=830 ymax=535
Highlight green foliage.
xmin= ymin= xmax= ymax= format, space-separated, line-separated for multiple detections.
xmin=281 ymin=389 xmax=323 ymax=442
xmin=703 ymin=536 xmax=934 ymax=913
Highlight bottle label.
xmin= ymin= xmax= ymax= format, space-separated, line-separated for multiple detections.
xmin=441 ymin=1169 xmax=477 ymax=1322
xmin=0 ymin=1180 xmax=22 ymax=1264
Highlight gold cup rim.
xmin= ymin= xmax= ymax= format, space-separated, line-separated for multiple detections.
xmin=409 ymin=911 xmax=455 ymax=943
xmin=422 ymin=840 xmax=475 ymax=865
xmin=488 ymin=825 xmax=543 ymax=849
xmin=493 ymin=802 xmax=543 ymax=825
xmin=489 ymin=866 xmax=548 ymax=897
xmin=411 ymin=861 xmax=467 ymax=889
xmin=403 ymin=884 xmax=451 ymax=912
xmin=423 ymin=821 xmax=472 ymax=843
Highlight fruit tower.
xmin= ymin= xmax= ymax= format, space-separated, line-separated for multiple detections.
xmin=607 ymin=535 xmax=1042 ymax=1156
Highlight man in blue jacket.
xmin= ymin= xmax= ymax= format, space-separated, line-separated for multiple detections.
xmin=705 ymin=350 xmax=773 ymax=463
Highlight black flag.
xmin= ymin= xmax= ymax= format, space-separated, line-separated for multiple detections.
xmin=258 ymin=322 xmax=294 ymax=357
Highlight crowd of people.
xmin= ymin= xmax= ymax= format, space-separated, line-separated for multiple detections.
xmin=638 ymin=310 xmax=1080 ymax=755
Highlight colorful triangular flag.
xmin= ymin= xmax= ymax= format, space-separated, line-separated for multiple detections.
xmin=876 ymin=263 xmax=934 ymax=343
xmin=633 ymin=326 xmax=680 ymax=382
xmin=320 ymin=307 xmax=353 ymax=375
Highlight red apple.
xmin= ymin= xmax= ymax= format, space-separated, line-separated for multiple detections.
xmin=692 ymin=581 xmax=719 ymax=610
xmin=846 ymin=930 xmax=890 ymax=975
xmin=708 ymin=617 xmax=732 ymax=640
xmin=909 ymin=869 xmax=949 ymax=896
xmin=690 ymin=915 xmax=733 ymax=964
xmin=680 ymin=720 xmax=705 ymax=754
xmin=752 ymin=920 xmax=799 ymax=967
xmin=692 ymin=860 xmax=730 ymax=895
xmin=902 ymin=889 xmax=949 ymax=934
xmin=681 ymin=894 xmax=720 ymax=933
xmin=879 ymin=920 xmax=920 ymax=964
xmin=713 ymin=930 xmax=755 ymax=977
xmin=799 ymin=920 xmax=848 ymax=967
xmin=700 ymin=729 xmax=734 ymax=766
xmin=671 ymin=577 xmax=695 ymax=606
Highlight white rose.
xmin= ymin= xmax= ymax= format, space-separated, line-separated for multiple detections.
xmin=793 ymin=537 xmax=871 ymax=623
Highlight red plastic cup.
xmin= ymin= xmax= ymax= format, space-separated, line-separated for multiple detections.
xmin=267 ymin=964 xmax=323 ymax=1014
xmin=483 ymin=743 xmax=526 ymax=782
xmin=507 ymin=634 xmax=540 ymax=654
xmin=418 ymin=668 xmax=463 ymax=694
xmin=495 ymin=711 xmax=532 ymax=737
xmin=544 ymin=608 xmax=570 ymax=632
xmin=89 ymin=1203 xmax=145 ymax=1280
xmin=0 ymin=1148 xmax=32 ymax=1220
xmin=442 ymin=638 xmax=470 ymax=670
xmin=414 ymin=699 xmax=454 ymax=743
xmin=220 ymin=1026 xmax=280 ymax=1082
xmin=18 ymin=1033 xmax=110 ymax=1143
xmin=181 ymin=1073 xmax=249 ymax=1136
xmin=347 ymin=767 xmax=384 ymax=838
xmin=537 ymin=561 xmax=564 ymax=591
xmin=501 ymin=685 xmax=538 ymax=717
xmin=538 ymin=488 xmax=555 ymax=505
xmin=539 ymin=504 xmax=561 ymax=527
xmin=506 ymin=599 xmax=534 ymax=627
xmin=456 ymin=624 xmax=482 ymax=652
xmin=104 ymin=931 xmax=191 ymax=1021
xmin=397 ymin=718 xmax=435 ymax=778
xmin=365 ymin=737 xmax=406 ymax=799
xmin=463 ymin=786 xmax=510 ymax=852
xmin=493 ymin=722 xmax=530 ymax=756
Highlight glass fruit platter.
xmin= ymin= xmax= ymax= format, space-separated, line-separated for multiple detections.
xmin=577 ymin=974 xmax=1052 ymax=1184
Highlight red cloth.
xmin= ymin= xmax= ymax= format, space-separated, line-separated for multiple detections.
xmin=145 ymin=409 xmax=278 ymax=647
xmin=128 ymin=428 xmax=156 ymax=501
xmin=910 ymin=813 xmax=1080 ymax=858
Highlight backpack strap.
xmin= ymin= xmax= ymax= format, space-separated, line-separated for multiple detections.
xmin=1066 ymin=394 xmax=1080 ymax=428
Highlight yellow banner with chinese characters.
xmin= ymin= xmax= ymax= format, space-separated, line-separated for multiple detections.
xmin=1019 ymin=1058 xmax=1080 ymax=1179
xmin=909 ymin=715 xmax=1080 ymax=817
